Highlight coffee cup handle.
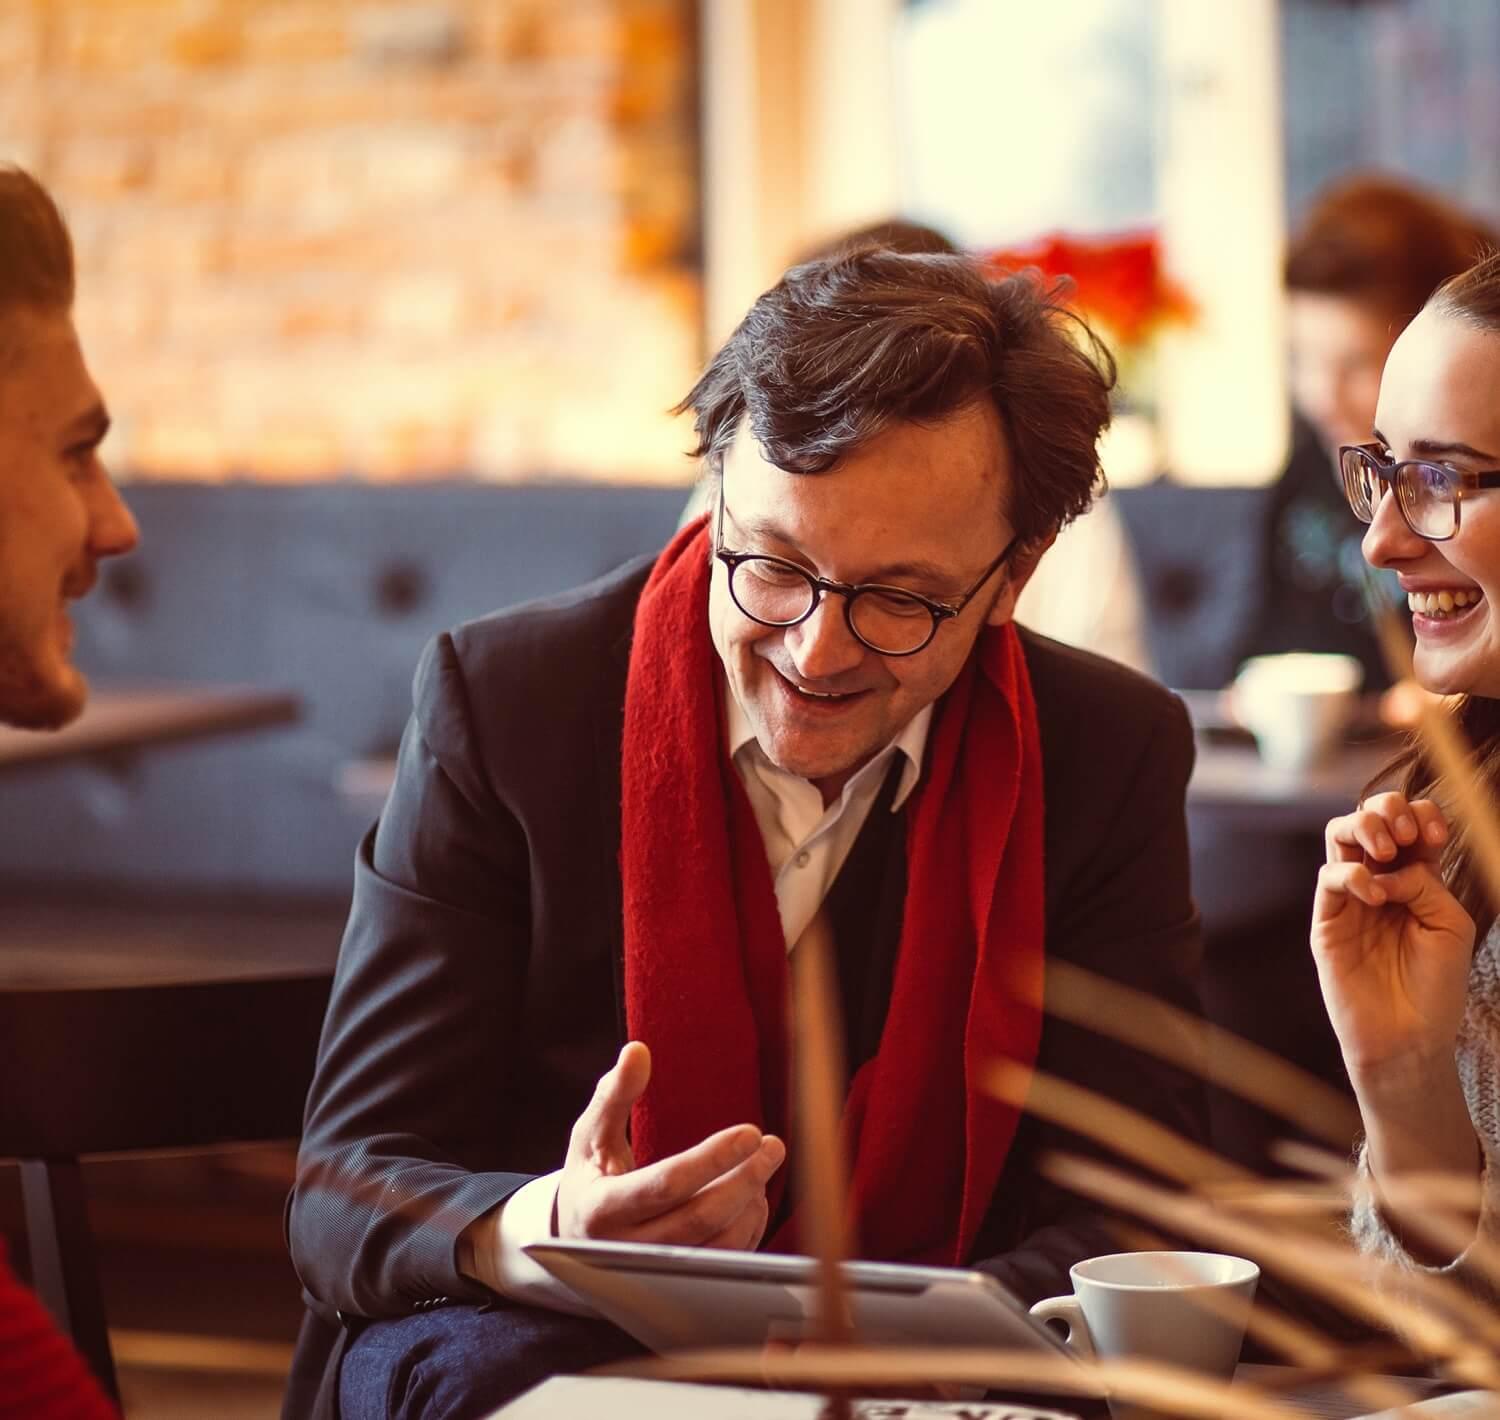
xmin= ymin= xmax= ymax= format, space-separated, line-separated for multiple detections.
xmin=1028 ymin=1295 xmax=1095 ymax=1359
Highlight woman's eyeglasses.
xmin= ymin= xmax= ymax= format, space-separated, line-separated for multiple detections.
xmin=1338 ymin=443 xmax=1500 ymax=541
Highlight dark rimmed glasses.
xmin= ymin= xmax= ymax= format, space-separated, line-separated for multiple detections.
xmin=1339 ymin=443 xmax=1500 ymax=542
xmin=713 ymin=494 xmax=1020 ymax=657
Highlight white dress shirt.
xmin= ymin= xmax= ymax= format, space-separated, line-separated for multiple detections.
xmin=725 ymin=693 xmax=931 ymax=948
xmin=481 ymin=684 xmax=933 ymax=1312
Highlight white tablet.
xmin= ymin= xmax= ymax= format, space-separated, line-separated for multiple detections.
xmin=523 ymin=1238 xmax=1077 ymax=1362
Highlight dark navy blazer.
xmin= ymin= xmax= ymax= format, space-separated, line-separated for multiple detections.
xmin=281 ymin=557 xmax=1206 ymax=1418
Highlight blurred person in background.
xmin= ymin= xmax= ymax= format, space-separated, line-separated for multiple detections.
xmin=1242 ymin=174 xmax=1496 ymax=686
xmin=0 ymin=162 xmax=139 ymax=1419
xmin=1313 ymin=248 xmax=1500 ymax=1289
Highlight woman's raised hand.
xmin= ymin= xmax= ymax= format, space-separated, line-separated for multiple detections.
xmin=1312 ymin=791 xmax=1475 ymax=1082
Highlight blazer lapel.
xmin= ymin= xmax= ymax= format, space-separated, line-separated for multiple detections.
xmin=595 ymin=618 xmax=635 ymax=1042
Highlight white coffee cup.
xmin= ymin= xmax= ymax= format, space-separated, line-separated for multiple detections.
xmin=1231 ymin=652 xmax=1363 ymax=773
xmin=1029 ymin=1251 xmax=1259 ymax=1420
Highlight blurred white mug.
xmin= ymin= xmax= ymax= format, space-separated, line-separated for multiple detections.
xmin=1030 ymin=1251 xmax=1259 ymax=1420
xmin=1231 ymin=652 xmax=1363 ymax=772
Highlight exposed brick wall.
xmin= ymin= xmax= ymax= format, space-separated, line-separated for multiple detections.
xmin=0 ymin=0 xmax=701 ymax=483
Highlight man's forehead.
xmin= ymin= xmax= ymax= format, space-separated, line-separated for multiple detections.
xmin=721 ymin=404 xmax=1008 ymax=484
xmin=717 ymin=407 xmax=1013 ymax=566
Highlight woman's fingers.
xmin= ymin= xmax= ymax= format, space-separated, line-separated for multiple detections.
xmin=1315 ymin=855 xmax=1472 ymax=952
xmin=1314 ymin=859 xmax=1389 ymax=921
xmin=1325 ymin=795 xmax=1450 ymax=865
xmin=1325 ymin=807 xmax=1407 ymax=865
xmin=1368 ymin=862 xmax=1470 ymax=937
xmin=1407 ymin=798 xmax=1451 ymax=859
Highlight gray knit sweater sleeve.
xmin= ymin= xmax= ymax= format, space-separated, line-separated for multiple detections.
xmin=1348 ymin=925 xmax=1500 ymax=1284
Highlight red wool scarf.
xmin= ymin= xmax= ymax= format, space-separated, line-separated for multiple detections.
xmin=620 ymin=520 xmax=1045 ymax=1265
xmin=0 ymin=1242 xmax=117 ymax=1419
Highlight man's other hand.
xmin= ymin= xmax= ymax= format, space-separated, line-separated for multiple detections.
xmin=557 ymin=1042 xmax=785 ymax=1251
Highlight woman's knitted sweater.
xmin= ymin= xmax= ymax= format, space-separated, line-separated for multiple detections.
xmin=1350 ymin=922 xmax=1500 ymax=1282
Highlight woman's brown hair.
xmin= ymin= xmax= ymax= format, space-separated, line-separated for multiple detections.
xmin=1376 ymin=249 xmax=1500 ymax=940
xmin=675 ymin=248 xmax=1117 ymax=547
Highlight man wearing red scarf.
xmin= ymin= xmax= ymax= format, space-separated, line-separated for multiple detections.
xmin=288 ymin=250 xmax=1204 ymax=1420
xmin=0 ymin=165 xmax=140 ymax=1420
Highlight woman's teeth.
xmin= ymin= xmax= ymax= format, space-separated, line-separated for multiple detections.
xmin=1408 ymin=589 xmax=1483 ymax=618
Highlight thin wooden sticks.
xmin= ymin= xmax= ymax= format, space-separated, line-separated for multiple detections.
xmin=789 ymin=909 xmax=856 ymax=1418
xmin=985 ymin=1064 xmax=1420 ymax=1414
xmin=1043 ymin=959 xmax=1363 ymax=1147
xmin=987 ymin=1058 xmax=1251 ymax=1187
xmin=1040 ymin=1152 xmax=1500 ymax=1376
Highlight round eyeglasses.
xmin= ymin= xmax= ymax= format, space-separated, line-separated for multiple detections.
xmin=713 ymin=495 xmax=1020 ymax=657
xmin=1339 ymin=443 xmax=1500 ymax=542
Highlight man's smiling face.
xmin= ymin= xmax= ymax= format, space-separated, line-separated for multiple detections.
xmin=707 ymin=401 xmax=1031 ymax=803
xmin=0 ymin=307 xmax=138 ymax=728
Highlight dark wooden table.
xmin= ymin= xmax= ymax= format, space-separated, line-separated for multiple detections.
xmin=1181 ymin=690 xmax=1402 ymax=833
xmin=0 ymin=685 xmax=300 ymax=773
xmin=0 ymin=896 xmax=341 ymax=1403
xmin=0 ymin=683 xmax=312 ymax=1400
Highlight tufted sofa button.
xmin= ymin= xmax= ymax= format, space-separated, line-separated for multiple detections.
xmin=102 ymin=561 xmax=150 ymax=613
xmin=1151 ymin=565 xmax=1204 ymax=618
xmin=373 ymin=562 xmax=430 ymax=619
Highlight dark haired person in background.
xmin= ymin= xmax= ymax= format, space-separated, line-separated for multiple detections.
xmin=0 ymin=163 xmax=139 ymax=1419
xmin=1244 ymin=174 xmax=1496 ymax=683
xmin=285 ymin=249 xmax=1205 ymax=1419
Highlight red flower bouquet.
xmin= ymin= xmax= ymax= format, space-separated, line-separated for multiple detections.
xmin=980 ymin=230 xmax=1193 ymax=350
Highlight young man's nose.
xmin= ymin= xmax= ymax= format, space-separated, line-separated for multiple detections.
xmin=785 ymin=593 xmax=868 ymax=682
xmin=89 ymin=472 xmax=140 ymax=559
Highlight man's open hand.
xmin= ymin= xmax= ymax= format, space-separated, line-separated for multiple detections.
xmin=556 ymin=1042 xmax=785 ymax=1250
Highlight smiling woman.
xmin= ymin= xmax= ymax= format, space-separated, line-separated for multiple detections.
xmin=1310 ymin=247 xmax=1500 ymax=1294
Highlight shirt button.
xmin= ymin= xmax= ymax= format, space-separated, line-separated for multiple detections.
xmin=793 ymin=850 xmax=811 ymax=869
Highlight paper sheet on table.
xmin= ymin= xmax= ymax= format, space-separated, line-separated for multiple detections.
xmin=490 ymin=1375 xmax=1081 ymax=1419
xmin=1353 ymin=1392 xmax=1500 ymax=1419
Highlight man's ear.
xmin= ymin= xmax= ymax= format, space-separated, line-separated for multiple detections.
xmin=984 ymin=527 xmax=1058 ymax=626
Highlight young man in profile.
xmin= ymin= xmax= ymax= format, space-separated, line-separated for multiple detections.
xmin=0 ymin=162 xmax=140 ymax=1419
xmin=288 ymin=248 xmax=1205 ymax=1420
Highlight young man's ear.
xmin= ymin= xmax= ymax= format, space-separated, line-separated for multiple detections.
xmin=984 ymin=527 xmax=1058 ymax=627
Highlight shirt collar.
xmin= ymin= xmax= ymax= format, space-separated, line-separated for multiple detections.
xmin=724 ymin=683 xmax=932 ymax=812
